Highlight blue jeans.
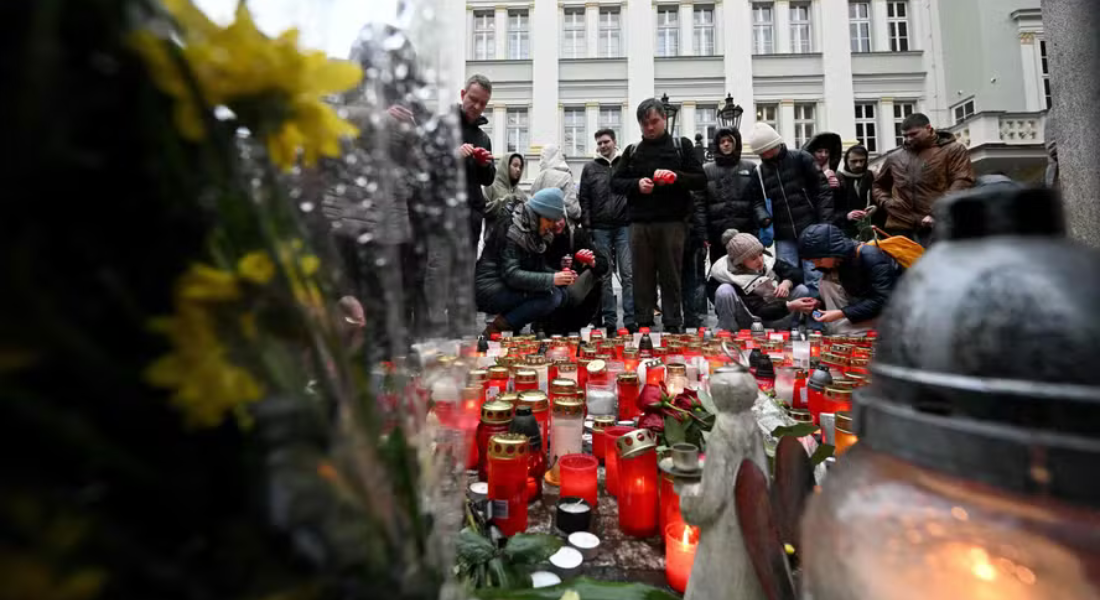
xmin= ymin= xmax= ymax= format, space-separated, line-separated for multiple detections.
xmin=493 ymin=288 xmax=566 ymax=332
xmin=776 ymin=239 xmax=822 ymax=292
xmin=591 ymin=227 xmax=635 ymax=329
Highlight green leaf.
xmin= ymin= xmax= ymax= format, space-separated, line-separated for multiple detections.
xmin=697 ymin=388 xmax=718 ymax=415
xmin=664 ymin=414 xmax=687 ymax=446
xmin=502 ymin=533 xmax=562 ymax=565
xmin=457 ymin=527 xmax=497 ymax=566
xmin=474 ymin=576 xmax=681 ymax=599
xmin=771 ymin=423 xmax=819 ymax=439
xmin=810 ymin=443 xmax=835 ymax=466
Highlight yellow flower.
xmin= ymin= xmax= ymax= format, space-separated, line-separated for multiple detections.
xmin=131 ymin=0 xmax=362 ymax=169
xmin=299 ymin=254 xmax=320 ymax=277
xmin=238 ymin=251 xmax=276 ymax=285
xmin=176 ymin=263 xmax=240 ymax=302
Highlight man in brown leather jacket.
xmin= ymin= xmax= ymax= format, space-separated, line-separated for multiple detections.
xmin=872 ymin=113 xmax=975 ymax=246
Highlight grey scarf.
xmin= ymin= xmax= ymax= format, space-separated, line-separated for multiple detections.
xmin=507 ymin=204 xmax=552 ymax=254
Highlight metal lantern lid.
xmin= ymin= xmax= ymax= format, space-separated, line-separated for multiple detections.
xmin=808 ymin=364 xmax=833 ymax=391
xmin=524 ymin=354 xmax=547 ymax=366
xmin=667 ymin=363 xmax=688 ymax=377
xmin=718 ymin=93 xmax=744 ymax=130
xmin=497 ymin=392 xmax=520 ymax=407
xmin=552 ymin=396 xmax=585 ymax=417
xmin=616 ymin=428 xmax=658 ymax=459
xmin=857 ymin=185 xmax=1100 ymax=507
xmin=488 ymin=366 xmax=510 ymax=380
xmin=550 ymin=378 xmax=579 ymax=395
xmin=460 ymin=386 xmax=482 ymax=402
xmin=516 ymin=390 xmax=549 ymax=413
xmin=467 ymin=369 xmax=489 ymax=385
xmin=514 ymin=368 xmax=539 ymax=384
xmin=488 ymin=433 xmax=529 ymax=460
xmin=480 ymin=401 xmax=515 ymax=425
xmin=617 ymin=372 xmax=639 ymax=383
xmin=592 ymin=415 xmax=617 ymax=431
xmin=556 ymin=361 xmax=578 ymax=373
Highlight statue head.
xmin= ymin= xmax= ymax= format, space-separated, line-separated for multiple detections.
xmin=709 ymin=365 xmax=758 ymax=414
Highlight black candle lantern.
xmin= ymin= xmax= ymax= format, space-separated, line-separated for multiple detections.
xmin=555 ymin=497 xmax=593 ymax=535
xmin=660 ymin=93 xmax=680 ymax=136
xmin=718 ymin=93 xmax=744 ymax=131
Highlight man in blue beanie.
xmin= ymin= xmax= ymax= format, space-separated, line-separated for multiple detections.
xmin=475 ymin=188 xmax=592 ymax=335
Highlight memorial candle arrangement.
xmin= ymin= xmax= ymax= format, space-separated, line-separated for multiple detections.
xmin=665 ymin=521 xmax=699 ymax=593
xmin=616 ymin=428 xmax=659 ymax=538
xmin=559 ymin=454 xmax=598 ymax=508
xmin=487 ymin=433 xmax=529 ymax=536
xmin=546 ymin=396 xmax=585 ymax=486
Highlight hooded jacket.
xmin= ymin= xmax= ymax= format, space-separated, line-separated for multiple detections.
xmin=475 ymin=203 xmax=557 ymax=313
xmin=611 ymin=133 xmax=708 ymax=223
xmin=802 ymin=132 xmax=842 ymax=172
xmin=530 ymin=144 xmax=582 ymax=222
xmin=579 ymin=152 xmax=629 ymax=229
xmin=872 ymin=130 xmax=975 ymax=230
xmin=745 ymin=145 xmax=834 ymax=242
xmin=798 ymin=224 xmax=900 ymax=323
xmin=693 ymin=128 xmax=759 ymax=246
xmin=484 ymin=152 xmax=528 ymax=225
xmin=834 ymin=145 xmax=879 ymax=237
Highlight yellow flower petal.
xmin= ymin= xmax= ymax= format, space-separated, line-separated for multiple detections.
xmin=163 ymin=0 xmax=218 ymax=39
xmin=238 ymin=251 xmax=276 ymax=285
xmin=299 ymin=255 xmax=320 ymax=277
xmin=267 ymin=122 xmax=305 ymax=171
xmin=176 ymin=263 xmax=240 ymax=302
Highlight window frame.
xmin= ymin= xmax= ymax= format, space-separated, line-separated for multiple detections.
xmin=756 ymin=103 xmax=780 ymax=133
xmin=1039 ymin=38 xmax=1052 ymax=110
xmin=887 ymin=1 xmax=910 ymax=52
xmin=598 ymin=106 xmax=623 ymax=145
xmin=656 ymin=6 xmax=680 ymax=58
xmin=562 ymin=107 xmax=587 ymax=158
xmin=789 ymin=2 xmax=813 ymax=54
xmin=693 ymin=6 xmax=716 ymax=56
xmin=849 ymin=2 xmax=871 ymax=54
xmin=472 ymin=10 xmax=495 ymax=60
xmin=561 ymin=7 xmax=586 ymax=59
xmin=892 ymin=102 xmax=916 ymax=148
xmin=952 ymin=99 xmax=975 ymax=125
xmin=854 ymin=102 xmax=878 ymax=153
xmin=507 ymin=10 xmax=530 ymax=60
xmin=752 ymin=3 xmax=775 ymax=55
xmin=506 ymin=108 xmax=530 ymax=154
xmin=695 ymin=105 xmax=719 ymax=146
xmin=598 ymin=8 xmax=622 ymax=58
xmin=794 ymin=103 xmax=816 ymax=149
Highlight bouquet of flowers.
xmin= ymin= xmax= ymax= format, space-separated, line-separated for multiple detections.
xmin=635 ymin=383 xmax=716 ymax=452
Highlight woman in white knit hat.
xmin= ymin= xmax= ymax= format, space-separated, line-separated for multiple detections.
xmin=706 ymin=229 xmax=818 ymax=332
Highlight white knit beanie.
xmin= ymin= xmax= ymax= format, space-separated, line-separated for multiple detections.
xmin=725 ymin=231 xmax=765 ymax=270
xmin=747 ymin=122 xmax=784 ymax=154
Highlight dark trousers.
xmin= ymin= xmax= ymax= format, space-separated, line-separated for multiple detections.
xmin=631 ymin=221 xmax=686 ymax=330
xmin=681 ymin=240 xmax=706 ymax=328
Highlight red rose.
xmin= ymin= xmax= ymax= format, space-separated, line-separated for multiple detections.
xmin=639 ymin=412 xmax=665 ymax=432
xmin=637 ymin=383 xmax=664 ymax=413
xmin=662 ymin=406 xmax=689 ymax=422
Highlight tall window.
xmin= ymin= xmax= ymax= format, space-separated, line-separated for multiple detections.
xmin=506 ymin=108 xmax=529 ymax=153
xmin=1040 ymin=39 xmax=1052 ymax=109
xmin=756 ymin=103 xmax=779 ymax=132
xmin=854 ymin=103 xmax=878 ymax=153
xmin=656 ymin=7 xmax=679 ymax=57
xmin=473 ymin=10 xmax=495 ymax=60
xmin=693 ymin=6 xmax=716 ymax=56
xmin=790 ymin=3 xmax=812 ymax=54
xmin=953 ymin=100 xmax=975 ymax=125
xmin=849 ymin=2 xmax=871 ymax=53
xmin=481 ymin=115 xmax=494 ymax=148
xmin=508 ymin=10 xmax=530 ymax=60
xmin=563 ymin=108 xmax=587 ymax=157
xmin=598 ymin=8 xmax=622 ymax=58
xmin=752 ymin=4 xmax=775 ymax=55
xmin=562 ymin=8 xmax=586 ymax=59
xmin=893 ymin=102 xmax=915 ymax=147
xmin=794 ymin=103 xmax=816 ymax=148
xmin=696 ymin=106 xmax=718 ymax=145
xmin=887 ymin=1 xmax=909 ymax=52
xmin=599 ymin=107 xmax=623 ymax=144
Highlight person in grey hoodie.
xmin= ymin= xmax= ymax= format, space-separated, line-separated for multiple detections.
xmin=483 ymin=152 xmax=528 ymax=241
xmin=530 ymin=143 xmax=582 ymax=223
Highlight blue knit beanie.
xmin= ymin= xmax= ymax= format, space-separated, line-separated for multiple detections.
xmin=528 ymin=188 xmax=565 ymax=221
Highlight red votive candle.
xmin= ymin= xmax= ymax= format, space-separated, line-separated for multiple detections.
xmin=659 ymin=471 xmax=683 ymax=537
xmin=516 ymin=390 xmax=550 ymax=451
xmin=514 ymin=368 xmax=539 ymax=393
xmin=591 ymin=415 xmax=616 ymax=462
xmin=644 ymin=359 xmax=665 ymax=386
xmin=476 ymin=401 xmax=514 ymax=481
xmin=616 ymin=372 xmax=641 ymax=422
xmin=487 ymin=433 xmax=529 ymax=536
xmin=486 ymin=366 xmax=511 ymax=399
xmin=603 ymin=426 xmax=635 ymax=496
xmin=559 ymin=454 xmax=598 ymax=508
xmin=616 ymin=428 xmax=659 ymax=538
xmin=665 ymin=521 xmax=699 ymax=593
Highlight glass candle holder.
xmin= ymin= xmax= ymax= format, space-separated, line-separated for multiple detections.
xmin=467 ymin=369 xmax=490 ymax=396
xmin=603 ymin=426 xmax=635 ymax=497
xmin=591 ymin=415 xmax=616 ymax=463
xmin=487 ymin=366 xmax=511 ymax=399
xmin=460 ymin=386 xmax=482 ymax=469
xmin=660 ymin=471 xmax=683 ymax=538
xmin=509 ymin=405 xmax=545 ymax=502
xmin=616 ymin=428 xmax=660 ymax=538
xmin=516 ymin=390 xmax=550 ymax=454
xmin=487 ymin=433 xmax=529 ymax=536
xmin=817 ymin=386 xmax=853 ymax=422
xmin=514 ymin=368 xmax=539 ymax=393
xmin=559 ymin=454 xmax=598 ymax=508
xmin=477 ymin=401 xmax=515 ymax=482
xmin=666 ymin=363 xmax=688 ymax=396
xmin=665 ymin=521 xmax=700 ymax=594
xmin=585 ymin=382 xmax=617 ymax=418
xmin=834 ymin=410 xmax=857 ymax=456
xmin=547 ymin=397 xmax=585 ymax=486
xmin=524 ymin=354 xmax=550 ymax=391
xmin=622 ymin=348 xmax=640 ymax=373
xmin=555 ymin=361 xmax=578 ymax=384
xmin=617 ymin=372 xmax=641 ymax=422
xmin=644 ymin=359 xmax=665 ymax=386
xmin=549 ymin=378 xmax=579 ymax=406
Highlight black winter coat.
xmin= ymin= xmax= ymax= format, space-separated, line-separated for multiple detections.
xmin=834 ymin=146 xmax=881 ymax=238
xmin=611 ymin=134 xmax=707 ymax=223
xmin=693 ymin=129 xmax=758 ymax=246
xmin=459 ymin=106 xmax=495 ymax=222
xmin=798 ymin=224 xmax=900 ymax=323
xmin=543 ymin=225 xmax=611 ymax=334
xmin=474 ymin=211 xmax=555 ymax=313
xmin=579 ymin=155 xmax=630 ymax=229
xmin=746 ymin=146 xmax=834 ymax=242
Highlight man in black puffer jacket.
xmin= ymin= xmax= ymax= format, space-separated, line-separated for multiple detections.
xmin=799 ymin=223 xmax=901 ymax=334
xmin=744 ymin=123 xmax=834 ymax=291
xmin=693 ymin=127 xmax=758 ymax=265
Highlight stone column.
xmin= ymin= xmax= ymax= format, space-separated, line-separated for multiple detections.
xmin=1042 ymin=0 xmax=1100 ymax=247
xmin=878 ymin=97 xmax=897 ymax=153
xmin=1018 ymin=33 xmax=1042 ymax=112
xmin=627 ymin=0 xmax=656 ymax=141
xmin=679 ymin=1 xmax=694 ymax=56
xmin=779 ymin=99 xmax=796 ymax=145
xmin=775 ymin=0 xmax=791 ymax=54
xmin=870 ymin=0 xmax=889 ymax=52
xmin=531 ymin=0 xmax=560 ymax=149
xmin=680 ymin=101 xmax=697 ymax=142
xmin=494 ymin=6 xmax=508 ymax=59
xmin=820 ymin=0 xmax=857 ymax=144
xmin=493 ymin=105 xmax=508 ymax=155
xmin=724 ymin=0 xmax=756 ymax=137
xmin=586 ymin=2 xmax=600 ymax=58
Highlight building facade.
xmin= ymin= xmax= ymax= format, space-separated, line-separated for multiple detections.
xmin=457 ymin=0 xmax=1048 ymax=181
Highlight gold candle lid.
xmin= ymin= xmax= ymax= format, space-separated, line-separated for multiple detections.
xmin=497 ymin=392 xmax=520 ymax=407
xmin=788 ymin=408 xmax=814 ymax=423
xmin=488 ymin=366 xmax=511 ymax=380
xmin=592 ymin=415 xmax=616 ymax=431
xmin=517 ymin=390 xmax=549 ymax=412
xmin=587 ymin=359 xmax=607 ymax=375
xmin=556 ymin=361 xmax=578 ymax=373
xmin=617 ymin=371 xmax=639 ymax=384
xmin=830 ymin=378 xmax=858 ymax=391
xmin=550 ymin=378 xmax=579 ymax=395
xmin=524 ymin=354 xmax=547 ymax=366
xmin=488 ymin=433 xmax=529 ymax=460
xmin=821 ymin=352 xmax=850 ymax=366
xmin=580 ymin=345 xmax=598 ymax=359
xmin=616 ymin=428 xmax=658 ymax=459
xmin=552 ymin=396 xmax=585 ymax=417
xmin=467 ymin=369 xmax=489 ymax=385
xmin=480 ymin=401 xmax=515 ymax=424
xmin=846 ymin=372 xmax=870 ymax=385
xmin=836 ymin=410 xmax=853 ymax=433
xmin=654 ymin=347 xmax=668 ymax=357
xmin=514 ymin=368 xmax=539 ymax=384
xmin=849 ymin=357 xmax=871 ymax=368
xmin=667 ymin=362 xmax=688 ymax=377
xmin=623 ymin=347 xmax=639 ymax=359
xmin=831 ymin=344 xmax=854 ymax=356
xmin=825 ymin=385 xmax=854 ymax=398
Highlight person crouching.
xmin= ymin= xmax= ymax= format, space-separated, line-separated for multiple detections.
xmin=706 ymin=229 xmax=818 ymax=332
xmin=475 ymin=188 xmax=574 ymax=335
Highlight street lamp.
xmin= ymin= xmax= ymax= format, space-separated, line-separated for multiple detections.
xmin=660 ymin=93 xmax=680 ymax=136
xmin=718 ymin=93 xmax=744 ymax=131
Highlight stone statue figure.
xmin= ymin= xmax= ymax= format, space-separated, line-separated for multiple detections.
xmin=678 ymin=365 xmax=769 ymax=600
